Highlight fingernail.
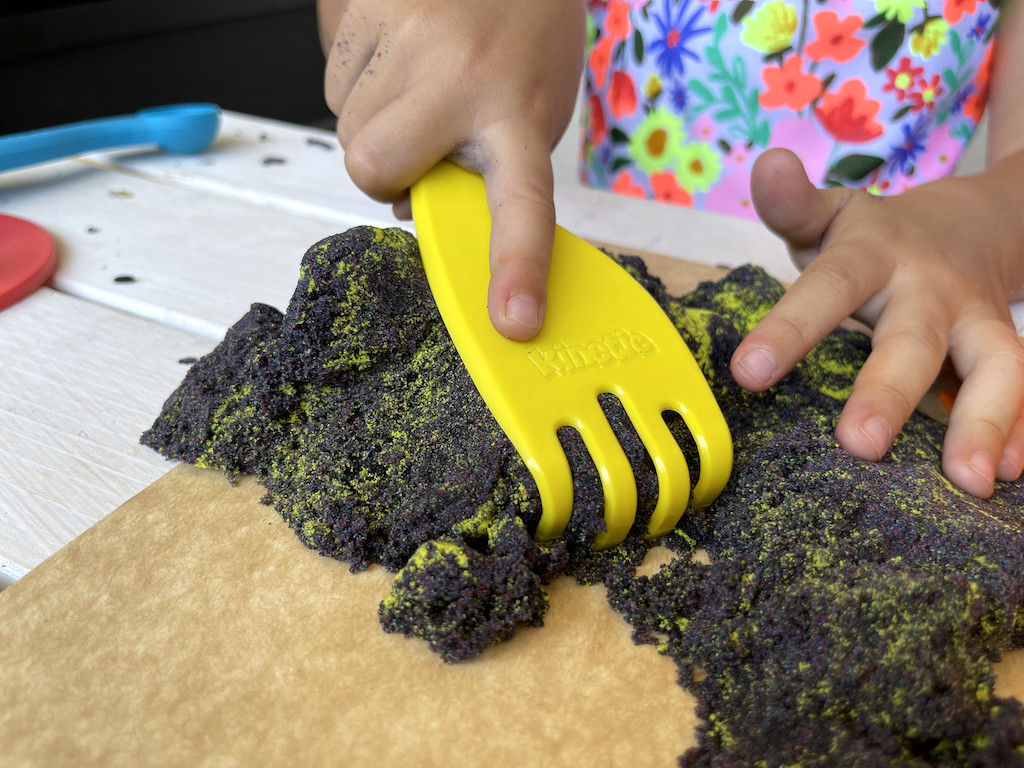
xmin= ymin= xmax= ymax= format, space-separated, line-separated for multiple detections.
xmin=860 ymin=416 xmax=892 ymax=460
xmin=735 ymin=348 xmax=776 ymax=388
xmin=997 ymin=445 xmax=1024 ymax=480
xmin=968 ymin=451 xmax=996 ymax=483
xmin=504 ymin=294 xmax=540 ymax=330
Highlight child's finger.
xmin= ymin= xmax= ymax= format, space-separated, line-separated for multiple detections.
xmin=750 ymin=148 xmax=851 ymax=266
xmin=341 ymin=86 xmax=467 ymax=204
xmin=941 ymin=322 xmax=1024 ymax=497
xmin=833 ymin=290 xmax=950 ymax=461
xmin=731 ymin=242 xmax=887 ymax=391
xmin=392 ymin=195 xmax=412 ymax=221
xmin=323 ymin=8 xmax=381 ymax=120
xmin=479 ymin=123 xmax=557 ymax=341
xmin=995 ymin=409 xmax=1024 ymax=481
xmin=998 ymin=410 xmax=1024 ymax=482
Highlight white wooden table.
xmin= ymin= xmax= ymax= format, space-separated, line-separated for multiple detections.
xmin=0 ymin=111 xmax=1016 ymax=589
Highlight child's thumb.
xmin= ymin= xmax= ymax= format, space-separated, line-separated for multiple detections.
xmin=750 ymin=148 xmax=850 ymax=268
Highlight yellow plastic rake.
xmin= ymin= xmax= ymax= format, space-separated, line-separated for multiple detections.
xmin=411 ymin=162 xmax=732 ymax=549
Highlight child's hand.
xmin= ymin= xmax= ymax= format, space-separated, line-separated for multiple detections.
xmin=732 ymin=148 xmax=1024 ymax=497
xmin=318 ymin=0 xmax=586 ymax=340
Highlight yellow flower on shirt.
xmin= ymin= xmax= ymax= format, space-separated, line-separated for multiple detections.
xmin=740 ymin=1 xmax=798 ymax=54
xmin=629 ymin=108 xmax=686 ymax=174
xmin=644 ymin=74 xmax=663 ymax=101
xmin=874 ymin=0 xmax=926 ymax=24
xmin=910 ymin=18 xmax=949 ymax=60
xmin=675 ymin=142 xmax=722 ymax=193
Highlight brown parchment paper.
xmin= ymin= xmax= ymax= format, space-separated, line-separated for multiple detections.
xmin=0 ymin=464 xmax=698 ymax=767
xmin=3 ymin=254 xmax=1021 ymax=767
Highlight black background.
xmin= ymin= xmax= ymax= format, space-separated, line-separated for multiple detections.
xmin=0 ymin=0 xmax=334 ymax=135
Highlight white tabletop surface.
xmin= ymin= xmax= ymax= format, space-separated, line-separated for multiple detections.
xmin=0 ymin=111 xmax=1018 ymax=589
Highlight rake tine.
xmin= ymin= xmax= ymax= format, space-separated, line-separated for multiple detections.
xmin=572 ymin=399 xmax=639 ymax=550
xmin=673 ymin=397 xmax=733 ymax=509
xmin=528 ymin=428 xmax=577 ymax=541
xmin=617 ymin=398 xmax=692 ymax=539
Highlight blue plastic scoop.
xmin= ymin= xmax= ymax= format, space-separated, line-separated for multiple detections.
xmin=0 ymin=104 xmax=221 ymax=311
xmin=0 ymin=103 xmax=221 ymax=172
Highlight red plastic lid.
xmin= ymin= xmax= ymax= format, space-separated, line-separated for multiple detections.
xmin=0 ymin=214 xmax=57 ymax=310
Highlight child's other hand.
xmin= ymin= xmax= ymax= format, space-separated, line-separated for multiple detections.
xmin=318 ymin=0 xmax=586 ymax=340
xmin=732 ymin=147 xmax=1024 ymax=497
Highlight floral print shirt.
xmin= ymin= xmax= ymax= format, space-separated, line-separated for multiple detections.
xmin=581 ymin=0 xmax=1000 ymax=220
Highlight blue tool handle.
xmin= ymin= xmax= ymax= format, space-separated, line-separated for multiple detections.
xmin=0 ymin=103 xmax=221 ymax=172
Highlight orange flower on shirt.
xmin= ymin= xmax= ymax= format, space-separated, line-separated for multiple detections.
xmin=589 ymin=35 xmax=615 ymax=89
xmin=975 ymin=41 xmax=994 ymax=91
xmin=605 ymin=0 xmax=633 ymax=42
xmin=804 ymin=12 xmax=867 ymax=64
xmin=963 ymin=90 xmax=987 ymax=123
xmin=882 ymin=56 xmax=925 ymax=101
xmin=964 ymin=44 xmax=993 ymax=124
xmin=759 ymin=55 xmax=823 ymax=110
xmin=587 ymin=93 xmax=607 ymax=146
xmin=612 ymin=170 xmax=646 ymax=198
xmin=650 ymin=171 xmax=694 ymax=206
xmin=943 ymin=0 xmax=979 ymax=24
xmin=909 ymin=74 xmax=944 ymax=112
xmin=813 ymin=79 xmax=884 ymax=143
xmin=609 ymin=71 xmax=638 ymax=118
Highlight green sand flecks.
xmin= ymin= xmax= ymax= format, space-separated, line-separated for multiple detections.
xmin=142 ymin=226 xmax=1024 ymax=766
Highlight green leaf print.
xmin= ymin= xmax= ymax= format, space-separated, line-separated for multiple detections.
xmin=614 ymin=39 xmax=627 ymax=64
xmin=870 ymin=19 xmax=906 ymax=71
xmin=892 ymin=104 xmax=913 ymax=121
xmin=951 ymin=123 xmax=974 ymax=142
xmin=828 ymin=154 xmax=886 ymax=183
xmin=745 ymin=88 xmax=760 ymax=121
xmin=948 ymin=26 xmax=963 ymax=58
xmin=611 ymin=156 xmax=632 ymax=173
xmin=731 ymin=0 xmax=754 ymax=24
xmin=941 ymin=67 xmax=957 ymax=90
xmin=863 ymin=12 xmax=888 ymax=29
xmin=704 ymin=37 xmax=726 ymax=72
xmin=687 ymin=14 xmax=770 ymax=147
xmin=937 ymin=31 xmax=975 ymax=125
xmin=689 ymin=79 xmax=715 ymax=104
xmin=633 ymin=28 xmax=644 ymax=65
xmin=748 ymin=120 xmax=771 ymax=147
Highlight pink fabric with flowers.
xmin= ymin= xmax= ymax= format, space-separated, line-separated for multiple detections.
xmin=581 ymin=0 xmax=997 ymax=220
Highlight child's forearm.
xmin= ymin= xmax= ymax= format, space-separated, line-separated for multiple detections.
xmin=978 ymin=0 xmax=1024 ymax=302
xmin=992 ymin=154 xmax=1024 ymax=304
xmin=986 ymin=0 xmax=1024 ymax=166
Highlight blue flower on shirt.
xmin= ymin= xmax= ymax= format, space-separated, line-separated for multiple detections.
xmin=969 ymin=12 xmax=991 ymax=40
xmin=670 ymin=83 xmax=689 ymax=111
xmin=889 ymin=117 xmax=929 ymax=174
xmin=648 ymin=0 xmax=712 ymax=79
xmin=951 ymin=82 xmax=975 ymax=115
